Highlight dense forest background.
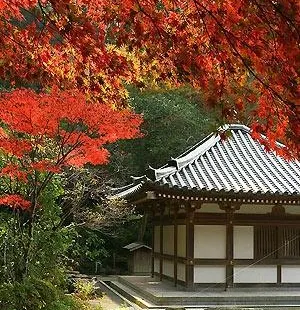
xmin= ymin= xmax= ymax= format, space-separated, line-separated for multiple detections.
xmin=69 ymin=86 xmax=218 ymax=274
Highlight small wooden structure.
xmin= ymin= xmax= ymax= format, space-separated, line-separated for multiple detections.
xmin=115 ymin=124 xmax=300 ymax=289
xmin=123 ymin=242 xmax=152 ymax=275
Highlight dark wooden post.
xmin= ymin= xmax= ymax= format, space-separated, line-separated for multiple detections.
xmin=226 ymin=207 xmax=234 ymax=289
xmin=174 ymin=204 xmax=178 ymax=287
xmin=220 ymin=202 xmax=240 ymax=290
xmin=159 ymin=203 xmax=164 ymax=281
xmin=185 ymin=202 xmax=195 ymax=288
xmin=277 ymin=226 xmax=282 ymax=285
xmin=151 ymin=209 xmax=155 ymax=278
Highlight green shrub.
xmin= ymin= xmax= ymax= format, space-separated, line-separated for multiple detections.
xmin=74 ymin=279 xmax=96 ymax=301
xmin=0 ymin=277 xmax=101 ymax=310
xmin=45 ymin=294 xmax=88 ymax=310
xmin=49 ymin=295 xmax=104 ymax=310
xmin=0 ymin=277 xmax=59 ymax=310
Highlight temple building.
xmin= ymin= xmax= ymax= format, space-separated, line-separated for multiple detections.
xmin=114 ymin=124 xmax=300 ymax=289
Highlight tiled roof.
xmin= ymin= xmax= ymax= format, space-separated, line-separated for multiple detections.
xmin=123 ymin=242 xmax=152 ymax=252
xmin=113 ymin=181 xmax=144 ymax=199
xmin=114 ymin=124 xmax=300 ymax=198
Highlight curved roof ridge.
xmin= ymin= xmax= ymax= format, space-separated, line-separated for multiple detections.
xmin=220 ymin=123 xmax=250 ymax=132
xmin=167 ymin=123 xmax=250 ymax=171
xmin=169 ymin=133 xmax=220 ymax=171
xmin=146 ymin=165 xmax=177 ymax=181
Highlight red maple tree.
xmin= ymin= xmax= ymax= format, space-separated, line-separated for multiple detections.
xmin=0 ymin=1 xmax=299 ymax=211
xmin=0 ymin=88 xmax=141 ymax=210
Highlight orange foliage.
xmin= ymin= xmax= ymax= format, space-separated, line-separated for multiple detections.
xmin=0 ymin=1 xmax=298 ymax=153
xmin=0 ymin=0 xmax=299 ymax=208
xmin=0 ymin=89 xmax=142 ymax=209
xmin=0 ymin=194 xmax=31 ymax=210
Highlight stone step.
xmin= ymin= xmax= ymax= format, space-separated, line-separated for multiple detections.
xmin=117 ymin=276 xmax=300 ymax=307
xmin=106 ymin=280 xmax=157 ymax=309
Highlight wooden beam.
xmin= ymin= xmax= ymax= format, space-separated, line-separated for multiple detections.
xmin=154 ymin=191 xmax=300 ymax=206
xmin=153 ymin=252 xmax=186 ymax=263
xmin=154 ymin=212 xmax=300 ymax=226
xmin=152 ymin=255 xmax=300 ymax=265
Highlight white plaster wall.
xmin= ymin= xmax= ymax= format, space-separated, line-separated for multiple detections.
xmin=154 ymin=226 xmax=160 ymax=253
xmin=282 ymin=266 xmax=300 ymax=283
xmin=233 ymin=226 xmax=254 ymax=259
xmin=236 ymin=204 xmax=273 ymax=214
xmin=194 ymin=266 xmax=226 ymax=283
xmin=194 ymin=225 xmax=226 ymax=259
xmin=234 ymin=266 xmax=277 ymax=283
xmin=284 ymin=205 xmax=300 ymax=215
xmin=195 ymin=203 xmax=222 ymax=213
xmin=154 ymin=258 xmax=159 ymax=273
xmin=163 ymin=225 xmax=174 ymax=255
xmin=162 ymin=260 xmax=174 ymax=278
xmin=177 ymin=263 xmax=186 ymax=282
xmin=177 ymin=225 xmax=186 ymax=257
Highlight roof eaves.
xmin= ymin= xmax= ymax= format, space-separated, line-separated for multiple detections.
xmin=111 ymin=182 xmax=144 ymax=199
xmin=123 ymin=242 xmax=152 ymax=251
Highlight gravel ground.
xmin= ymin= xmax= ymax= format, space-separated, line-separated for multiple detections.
xmin=89 ymin=281 xmax=138 ymax=310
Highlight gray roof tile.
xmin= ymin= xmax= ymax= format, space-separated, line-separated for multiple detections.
xmin=113 ymin=124 xmax=300 ymax=198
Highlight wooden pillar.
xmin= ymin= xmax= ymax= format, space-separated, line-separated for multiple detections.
xmin=159 ymin=204 xmax=164 ymax=281
xmin=277 ymin=226 xmax=282 ymax=285
xmin=151 ymin=209 xmax=155 ymax=278
xmin=226 ymin=207 xmax=234 ymax=289
xmin=277 ymin=265 xmax=282 ymax=286
xmin=185 ymin=202 xmax=195 ymax=288
xmin=174 ymin=204 xmax=178 ymax=287
xmin=220 ymin=202 xmax=240 ymax=290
